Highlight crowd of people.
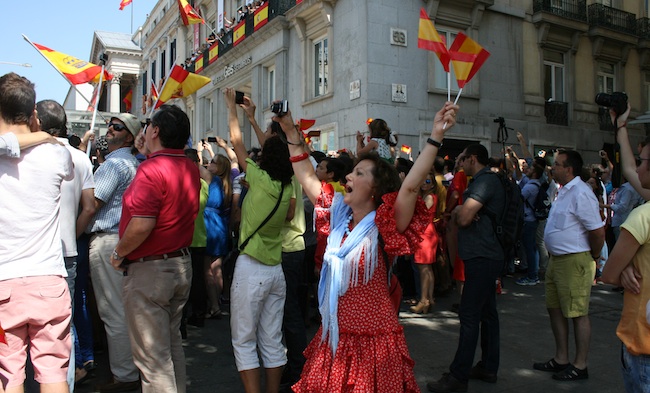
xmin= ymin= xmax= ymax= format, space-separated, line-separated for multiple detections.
xmin=0 ymin=69 xmax=648 ymax=393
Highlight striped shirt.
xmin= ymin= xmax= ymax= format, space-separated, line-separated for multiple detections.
xmin=89 ymin=147 xmax=139 ymax=233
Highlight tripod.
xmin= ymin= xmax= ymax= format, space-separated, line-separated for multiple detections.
xmin=494 ymin=117 xmax=514 ymax=163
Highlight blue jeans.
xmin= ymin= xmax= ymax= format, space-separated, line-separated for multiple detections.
xmin=522 ymin=220 xmax=539 ymax=280
xmin=281 ymin=250 xmax=307 ymax=382
xmin=449 ymin=257 xmax=502 ymax=382
xmin=74 ymin=234 xmax=94 ymax=368
xmin=621 ymin=344 xmax=650 ymax=393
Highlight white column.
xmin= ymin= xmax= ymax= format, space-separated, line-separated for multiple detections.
xmin=109 ymin=72 xmax=122 ymax=113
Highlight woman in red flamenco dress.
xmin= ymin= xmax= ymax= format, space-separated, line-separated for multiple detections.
xmin=274 ymin=101 xmax=460 ymax=393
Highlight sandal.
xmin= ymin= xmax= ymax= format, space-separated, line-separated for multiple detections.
xmin=552 ymin=364 xmax=588 ymax=381
xmin=533 ymin=358 xmax=569 ymax=372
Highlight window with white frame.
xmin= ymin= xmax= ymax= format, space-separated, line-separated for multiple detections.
xmin=432 ymin=29 xmax=459 ymax=94
xmin=597 ymin=62 xmax=615 ymax=94
xmin=267 ymin=66 xmax=276 ymax=106
xmin=313 ymin=36 xmax=329 ymax=98
xmin=544 ymin=50 xmax=565 ymax=101
xmin=312 ymin=122 xmax=338 ymax=153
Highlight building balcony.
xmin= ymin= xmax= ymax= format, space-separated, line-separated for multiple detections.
xmin=588 ymin=3 xmax=637 ymax=36
xmin=191 ymin=0 xmax=296 ymax=74
xmin=638 ymin=17 xmax=650 ymax=39
xmin=532 ymin=0 xmax=587 ymax=23
xmin=544 ymin=100 xmax=568 ymax=126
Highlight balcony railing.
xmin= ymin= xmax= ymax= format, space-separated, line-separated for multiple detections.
xmin=532 ymin=0 xmax=587 ymax=23
xmin=588 ymin=3 xmax=637 ymax=35
xmin=190 ymin=0 xmax=297 ymax=74
xmin=544 ymin=101 xmax=569 ymax=126
xmin=638 ymin=17 xmax=650 ymax=39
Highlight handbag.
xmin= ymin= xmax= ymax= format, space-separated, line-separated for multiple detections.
xmin=222 ymin=185 xmax=285 ymax=280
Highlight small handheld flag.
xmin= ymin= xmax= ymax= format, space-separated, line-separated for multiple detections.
xmin=122 ymin=89 xmax=133 ymax=112
xmin=449 ymin=32 xmax=490 ymax=89
xmin=401 ymin=145 xmax=412 ymax=155
xmin=30 ymin=42 xmax=112 ymax=85
xmin=155 ymin=65 xmax=211 ymax=109
xmin=417 ymin=8 xmax=450 ymax=72
xmin=177 ymin=0 xmax=204 ymax=25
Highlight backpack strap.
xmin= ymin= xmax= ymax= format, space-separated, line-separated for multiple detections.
xmin=524 ymin=181 xmax=541 ymax=211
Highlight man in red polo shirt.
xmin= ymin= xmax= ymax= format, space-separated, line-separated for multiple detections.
xmin=109 ymin=105 xmax=200 ymax=393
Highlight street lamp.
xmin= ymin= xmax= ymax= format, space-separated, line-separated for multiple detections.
xmin=0 ymin=61 xmax=32 ymax=67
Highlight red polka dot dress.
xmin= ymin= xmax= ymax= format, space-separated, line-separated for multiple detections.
xmin=293 ymin=192 xmax=431 ymax=393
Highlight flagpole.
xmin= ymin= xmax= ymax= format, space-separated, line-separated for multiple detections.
xmin=442 ymin=88 xmax=462 ymax=130
xmin=149 ymin=67 xmax=175 ymax=118
xmin=87 ymin=65 xmax=105 ymax=156
xmin=447 ymin=73 xmax=451 ymax=102
xmin=22 ymin=34 xmax=107 ymax=122
xmin=131 ymin=0 xmax=134 ymax=34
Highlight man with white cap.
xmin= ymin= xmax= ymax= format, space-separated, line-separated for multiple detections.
xmin=87 ymin=113 xmax=141 ymax=392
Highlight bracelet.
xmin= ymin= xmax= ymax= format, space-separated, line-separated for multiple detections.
xmin=289 ymin=152 xmax=310 ymax=163
xmin=591 ymin=254 xmax=601 ymax=260
xmin=427 ymin=138 xmax=443 ymax=148
xmin=617 ymin=121 xmax=627 ymax=131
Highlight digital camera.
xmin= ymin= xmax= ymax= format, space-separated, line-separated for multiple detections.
xmin=595 ymin=92 xmax=628 ymax=117
xmin=270 ymin=100 xmax=289 ymax=116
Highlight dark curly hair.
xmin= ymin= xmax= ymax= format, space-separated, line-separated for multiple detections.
xmin=368 ymin=118 xmax=391 ymax=143
xmin=356 ymin=152 xmax=402 ymax=209
xmin=259 ymin=135 xmax=293 ymax=186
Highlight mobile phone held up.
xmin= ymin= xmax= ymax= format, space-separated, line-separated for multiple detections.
xmin=235 ymin=91 xmax=245 ymax=105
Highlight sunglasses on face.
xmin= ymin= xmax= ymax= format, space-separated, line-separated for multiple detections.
xmin=108 ymin=122 xmax=127 ymax=132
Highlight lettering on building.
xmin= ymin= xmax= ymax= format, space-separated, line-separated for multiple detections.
xmin=214 ymin=56 xmax=253 ymax=84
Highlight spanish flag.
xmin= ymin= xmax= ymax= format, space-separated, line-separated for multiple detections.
xmin=208 ymin=43 xmax=219 ymax=65
xmin=122 ymin=89 xmax=133 ymax=112
xmin=119 ymin=0 xmax=132 ymax=10
xmin=195 ymin=54 xmax=204 ymax=74
xmin=32 ymin=43 xmax=112 ymax=85
xmin=254 ymin=2 xmax=269 ymax=31
xmin=151 ymin=81 xmax=159 ymax=101
xmin=156 ymin=65 xmax=211 ymax=108
xmin=417 ymin=8 xmax=450 ymax=72
xmin=401 ymin=145 xmax=412 ymax=154
xmin=177 ymin=0 xmax=204 ymax=25
xmin=233 ymin=20 xmax=246 ymax=46
xmin=449 ymin=32 xmax=490 ymax=88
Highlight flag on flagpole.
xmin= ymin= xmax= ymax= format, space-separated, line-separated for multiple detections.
xmin=401 ymin=145 xmax=412 ymax=154
xmin=177 ymin=0 xmax=204 ymax=25
xmin=151 ymin=81 xmax=159 ymax=101
xmin=417 ymin=8 xmax=450 ymax=72
xmin=122 ymin=89 xmax=133 ymax=112
xmin=32 ymin=43 xmax=112 ymax=85
xmin=155 ymin=65 xmax=211 ymax=108
xmin=449 ymin=32 xmax=490 ymax=88
xmin=119 ymin=0 xmax=132 ymax=10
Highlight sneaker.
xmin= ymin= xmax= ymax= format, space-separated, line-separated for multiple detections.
xmin=516 ymin=277 xmax=540 ymax=286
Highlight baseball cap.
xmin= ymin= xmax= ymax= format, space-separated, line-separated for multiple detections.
xmin=110 ymin=113 xmax=141 ymax=138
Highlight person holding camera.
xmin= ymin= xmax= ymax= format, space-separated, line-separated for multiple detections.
xmin=274 ymin=96 xmax=459 ymax=392
xmin=223 ymin=88 xmax=294 ymax=393
xmin=604 ymin=101 xmax=650 ymax=392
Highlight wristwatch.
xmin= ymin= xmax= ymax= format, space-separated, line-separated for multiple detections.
xmin=427 ymin=138 xmax=443 ymax=148
xmin=112 ymin=249 xmax=125 ymax=261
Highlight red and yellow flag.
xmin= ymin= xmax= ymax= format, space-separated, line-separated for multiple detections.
xmin=449 ymin=32 xmax=490 ymax=88
xmin=150 ymin=81 xmax=159 ymax=101
xmin=122 ymin=89 xmax=133 ymax=112
xmin=177 ymin=0 xmax=204 ymax=25
xmin=194 ymin=54 xmax=204 ymax=74
xmin=208 ymin=43 xmax=219 ymax=65
xmin=417 ymin=8 xmax=450 ymax=72
xmin=254 ymin=2 xmax=269 ymax=31
xmin=233 ymin=20 xmax=246 ymax=46
xmin=401 ymin=144 xmax=412 ymax=154
xmin=156 ymin=65 xmax=211 ymax=108
xmin=119 ymin=0 xmax=132 ymax=10
xmin=33 ymin=43 xmax=112 ymax=85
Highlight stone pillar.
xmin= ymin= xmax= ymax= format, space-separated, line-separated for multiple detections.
xmin=109 ymin=72 xmax=122 ymax=113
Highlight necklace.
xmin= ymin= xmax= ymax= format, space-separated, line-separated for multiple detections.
xmin=344 ymin=213 xmax=354 ymax=235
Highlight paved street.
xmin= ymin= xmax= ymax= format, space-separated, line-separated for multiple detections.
xmin=77 ymin=275 xmax=626 ymax=392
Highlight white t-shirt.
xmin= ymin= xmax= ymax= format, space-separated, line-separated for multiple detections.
xmin=58 ymin=138 xmax=95 ymax=257
xmin=0 ymin=142 xmax=73 ymax=280
xmin=544 ymin=176 xmax=604 ymax=255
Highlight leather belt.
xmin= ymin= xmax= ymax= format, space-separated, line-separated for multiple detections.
xmin=128 ymin=248 xmax=190 ymax=263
